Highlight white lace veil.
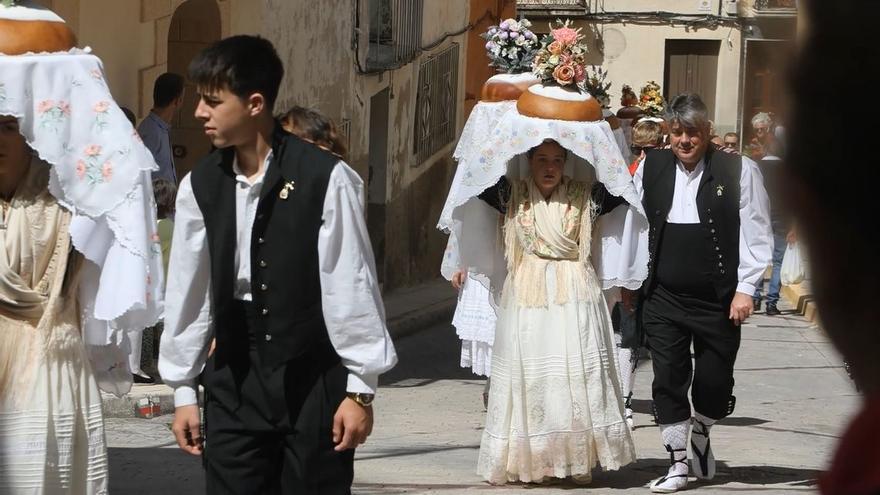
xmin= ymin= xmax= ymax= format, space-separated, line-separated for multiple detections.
xmin=438 ymin=106 xmax=649 ymax=296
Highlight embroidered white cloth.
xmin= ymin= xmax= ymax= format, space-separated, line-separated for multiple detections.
xmin=438 ymin=107 xmax=649 ymax=293
xmin=0 ymin=49 xmax=164 ymax=395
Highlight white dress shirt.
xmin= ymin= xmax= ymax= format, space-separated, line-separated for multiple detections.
xmin=159 ymin=154 xmax=398 ymax=407
xmin=633 ymin=154 xmax=772 ymax=297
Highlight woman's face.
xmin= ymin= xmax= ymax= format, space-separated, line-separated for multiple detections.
xmin=528 ymin=141 xmax=566 ymax=198
xmin=0 ymin=116 xmax=30 ymax=179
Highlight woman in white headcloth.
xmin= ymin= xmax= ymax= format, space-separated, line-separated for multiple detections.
xmin=441 ymin=22 xmax=650 ymax=485
xmin=0 ymin=2 xmax=163 ymax=493
xmin=439 ymin=17 xmax=540 ymax=401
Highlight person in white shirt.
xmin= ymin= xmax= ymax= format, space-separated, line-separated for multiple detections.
xmin=630 ymin=94 xmax=772 ymax=493
xmin=157 ymin=35 xmax=397 ymax=494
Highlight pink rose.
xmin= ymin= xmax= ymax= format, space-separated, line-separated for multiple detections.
xmin=37 ymin=100 xmax=54 ymax=113
xmin=551 ymin=27 xmax=580 ymax=46
xmin=93 ymin=101 xmax=110 ymax=113
xmin=548 ymin=41 xmax=563 ymax=55
xmin=575 ymin=65 xmax=587 ymax=83
xmin=75 ymin=160 xmax=86 ymax=179
xmin=84 ymin=144 xmax=102 ymax=157
xmin=101 ymin=161 xmax=113 ymax=180
xmin=553 ymin=64 xmax=576 ymax=86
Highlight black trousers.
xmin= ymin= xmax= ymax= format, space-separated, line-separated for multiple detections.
xmin=643 ymin=285 xmax=740 ymax=424
xmin=201 ymin=303 xmax=353 ymax=495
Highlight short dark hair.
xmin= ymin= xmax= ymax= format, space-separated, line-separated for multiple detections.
xmin=120 ymin=106 xmax=137 ymax=127
xmin=152 ymin=178 xmax=178 ymax=219
xmin=664 ymin=93 xmax=710 ymax=131
xmin=188 ymin=35 xmax=284 ymax=110
xmin=279 ymin=106 xmax=348 ymax=160
xmin=153 ymin=73 xmax=185 ymax=109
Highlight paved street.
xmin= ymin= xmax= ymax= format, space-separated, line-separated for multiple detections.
xmin=107 ymin=305 xmax=857 ymax=494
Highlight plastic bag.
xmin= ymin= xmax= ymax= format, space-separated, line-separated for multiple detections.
xmin=780 ymin=243 xmax=806 ymax=286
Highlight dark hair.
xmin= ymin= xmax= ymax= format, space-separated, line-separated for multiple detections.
xmin=188 ymin=35 xmax=284 ymax=110
xmin=153 ymin=73 xmax=185 ymax=109
xmin=279 ymin=106 xmax=348 ymax=160
xmin=152 ymin=178 xmax=178 ymax=219
xmin=526 ymin=139 xmax=568 ymax=159
xmin=120 ymin=106 xmax=137 ymax=127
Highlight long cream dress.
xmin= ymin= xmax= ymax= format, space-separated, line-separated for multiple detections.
xmin=0 ymin=161 xmax=108 ymax=494
xmin=477 ymin=177 xmax=636 ymax=484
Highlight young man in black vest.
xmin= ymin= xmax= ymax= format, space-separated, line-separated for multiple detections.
xmin=631 ymin=94 xmax=772 ymax=493
xmin=158 ymin=35 xmax=397 ymax=494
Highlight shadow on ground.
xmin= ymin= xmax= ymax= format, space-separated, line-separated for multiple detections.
xmin=380 ymin=321 xmax=480 ymax=387
xmin=109 ymin=447 xmax=204 ymax=494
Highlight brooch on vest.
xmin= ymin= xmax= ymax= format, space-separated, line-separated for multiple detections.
xmin=716 ymin=184 xmax=724 ymax=197
xmin=279 ymin=180 xmax=296 ymax=200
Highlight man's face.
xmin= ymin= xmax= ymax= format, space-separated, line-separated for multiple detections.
xmin=193 ymin=85 xmax=256 ymax=149
xmin=753 ymin=123 xmax=771 ymax=142
xmin=0 ymin=116 xmax=29 ymax=177
xmin=528 ymin=141 xmax=566 ymax=195
xmin=668 ymin=121 xmax=709 ymax=166
xmin=723 ymin=136 xmax=739 ymax=148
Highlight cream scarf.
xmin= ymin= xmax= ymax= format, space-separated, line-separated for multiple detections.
xmin=0 ymin=159 xmax=68 ymax=323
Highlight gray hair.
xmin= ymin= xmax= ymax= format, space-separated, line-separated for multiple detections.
xmin=751 ymin=112 xmax=773 ymax=128
xmin=663 ymin=93 xmax=710 ymax=131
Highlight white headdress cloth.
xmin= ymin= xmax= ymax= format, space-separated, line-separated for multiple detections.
xmin=438 ymin=105 xmax=649 ymax=294
xmin=0 ymin=49 xmax=164 ymax=395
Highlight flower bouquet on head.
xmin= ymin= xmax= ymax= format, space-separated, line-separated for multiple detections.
xmin=584 ymin=65 xmax=612 ymax=109
xmin=532 ymin=19 xmax=590 ymax=91
xmin=638 ymin=81 xmax=665 ymax=118
xmin=481 ymin=18 xmax=539 ymax=74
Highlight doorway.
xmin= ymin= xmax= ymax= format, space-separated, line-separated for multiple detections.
xmin=167 ymin=0 xmax=221 ymax=180
xmin=664 ymin=39 xmax=721 ymax=121
xmin=367 ymin=88 xmax=390 ymax=285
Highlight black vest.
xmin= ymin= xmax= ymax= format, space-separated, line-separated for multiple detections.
xmin=190 ymin=129 xmax=340 ymax=369
xmin=642 ymin=148 xmax=741 ymax=305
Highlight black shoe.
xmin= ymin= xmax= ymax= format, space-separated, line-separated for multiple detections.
xmin=132 ymin=373 xmax=155 ymax=384
xmin=753 ymin=299 xmax=761 ymax=312
xmin=765 ymin=304 xmax=781 ymax=316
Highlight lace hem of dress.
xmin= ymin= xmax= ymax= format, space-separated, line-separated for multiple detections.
xmin=477 ymin=423 xmax=636 ymax=484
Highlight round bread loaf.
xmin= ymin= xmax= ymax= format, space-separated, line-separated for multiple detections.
xmin=517 ymin=84 xmax=602 ymax=122
xmin=480 ymin=73 xmax=541 ymax=102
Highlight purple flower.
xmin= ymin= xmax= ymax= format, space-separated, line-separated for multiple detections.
xmin=485 ymin=41 xmax=494 ymax=50
xmin=499 ymin=31 xmax=509 ymax=40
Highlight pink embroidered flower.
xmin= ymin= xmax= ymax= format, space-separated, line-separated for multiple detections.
xmin=84 ymin=145 xmax=102 ymax=157
xmin=37 ymin=100 xmax=54 ymax=113
xmin=548 ymin=41 xmax=563 ymax=55
xmin=146 ymin=274 xmax=153 ymax=286
xmin=75 ymin=160 xmax=87 ymax=179
xmin=150 ymin=233 xmax=160 ymax=242
xmin=59 ymin=101 xmax=71 ymax=115
xmin=93 ymin=101 xmax=110 ymax=113
xmin=553 ymin=64 xmax=576 ymax=86
xmin=90 ymin=69 xmax=103 ymax=79
xmin=551 ymin=26 xmax=580 ymax=46
xmin=101 ymin=161 xmax=113 ymax=180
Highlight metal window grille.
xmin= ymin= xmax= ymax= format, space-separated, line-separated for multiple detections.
xmin=413 ymin=43 xmax=459 ymax=165
xmin=367 ymin=0 xmax=424 ymax=71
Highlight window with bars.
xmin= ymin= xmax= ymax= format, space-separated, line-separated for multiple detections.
xmin=367 ymin=0 xmax=424 ymax=71
xmin=413 ymin=43 xmax=459 ymax=165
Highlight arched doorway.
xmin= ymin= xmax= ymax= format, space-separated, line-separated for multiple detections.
xmin=167 ymin=0 xmax=221 ymax=179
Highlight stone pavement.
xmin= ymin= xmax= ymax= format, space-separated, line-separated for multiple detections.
xmin=106 ymin=299 xmax=859 ymax=494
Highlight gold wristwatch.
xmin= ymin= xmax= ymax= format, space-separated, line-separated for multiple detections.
xmin=347 ymin=392 xmax=374 ymax=407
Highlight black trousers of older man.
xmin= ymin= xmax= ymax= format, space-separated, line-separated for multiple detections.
xmin=200 ymin=301 xmax=353 ymax=495
xmin=643 ymin=224 xmax=740 ymax=425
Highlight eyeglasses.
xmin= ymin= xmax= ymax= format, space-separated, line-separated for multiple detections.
xmin=630 ymin=145 xmax=656 ymax=155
